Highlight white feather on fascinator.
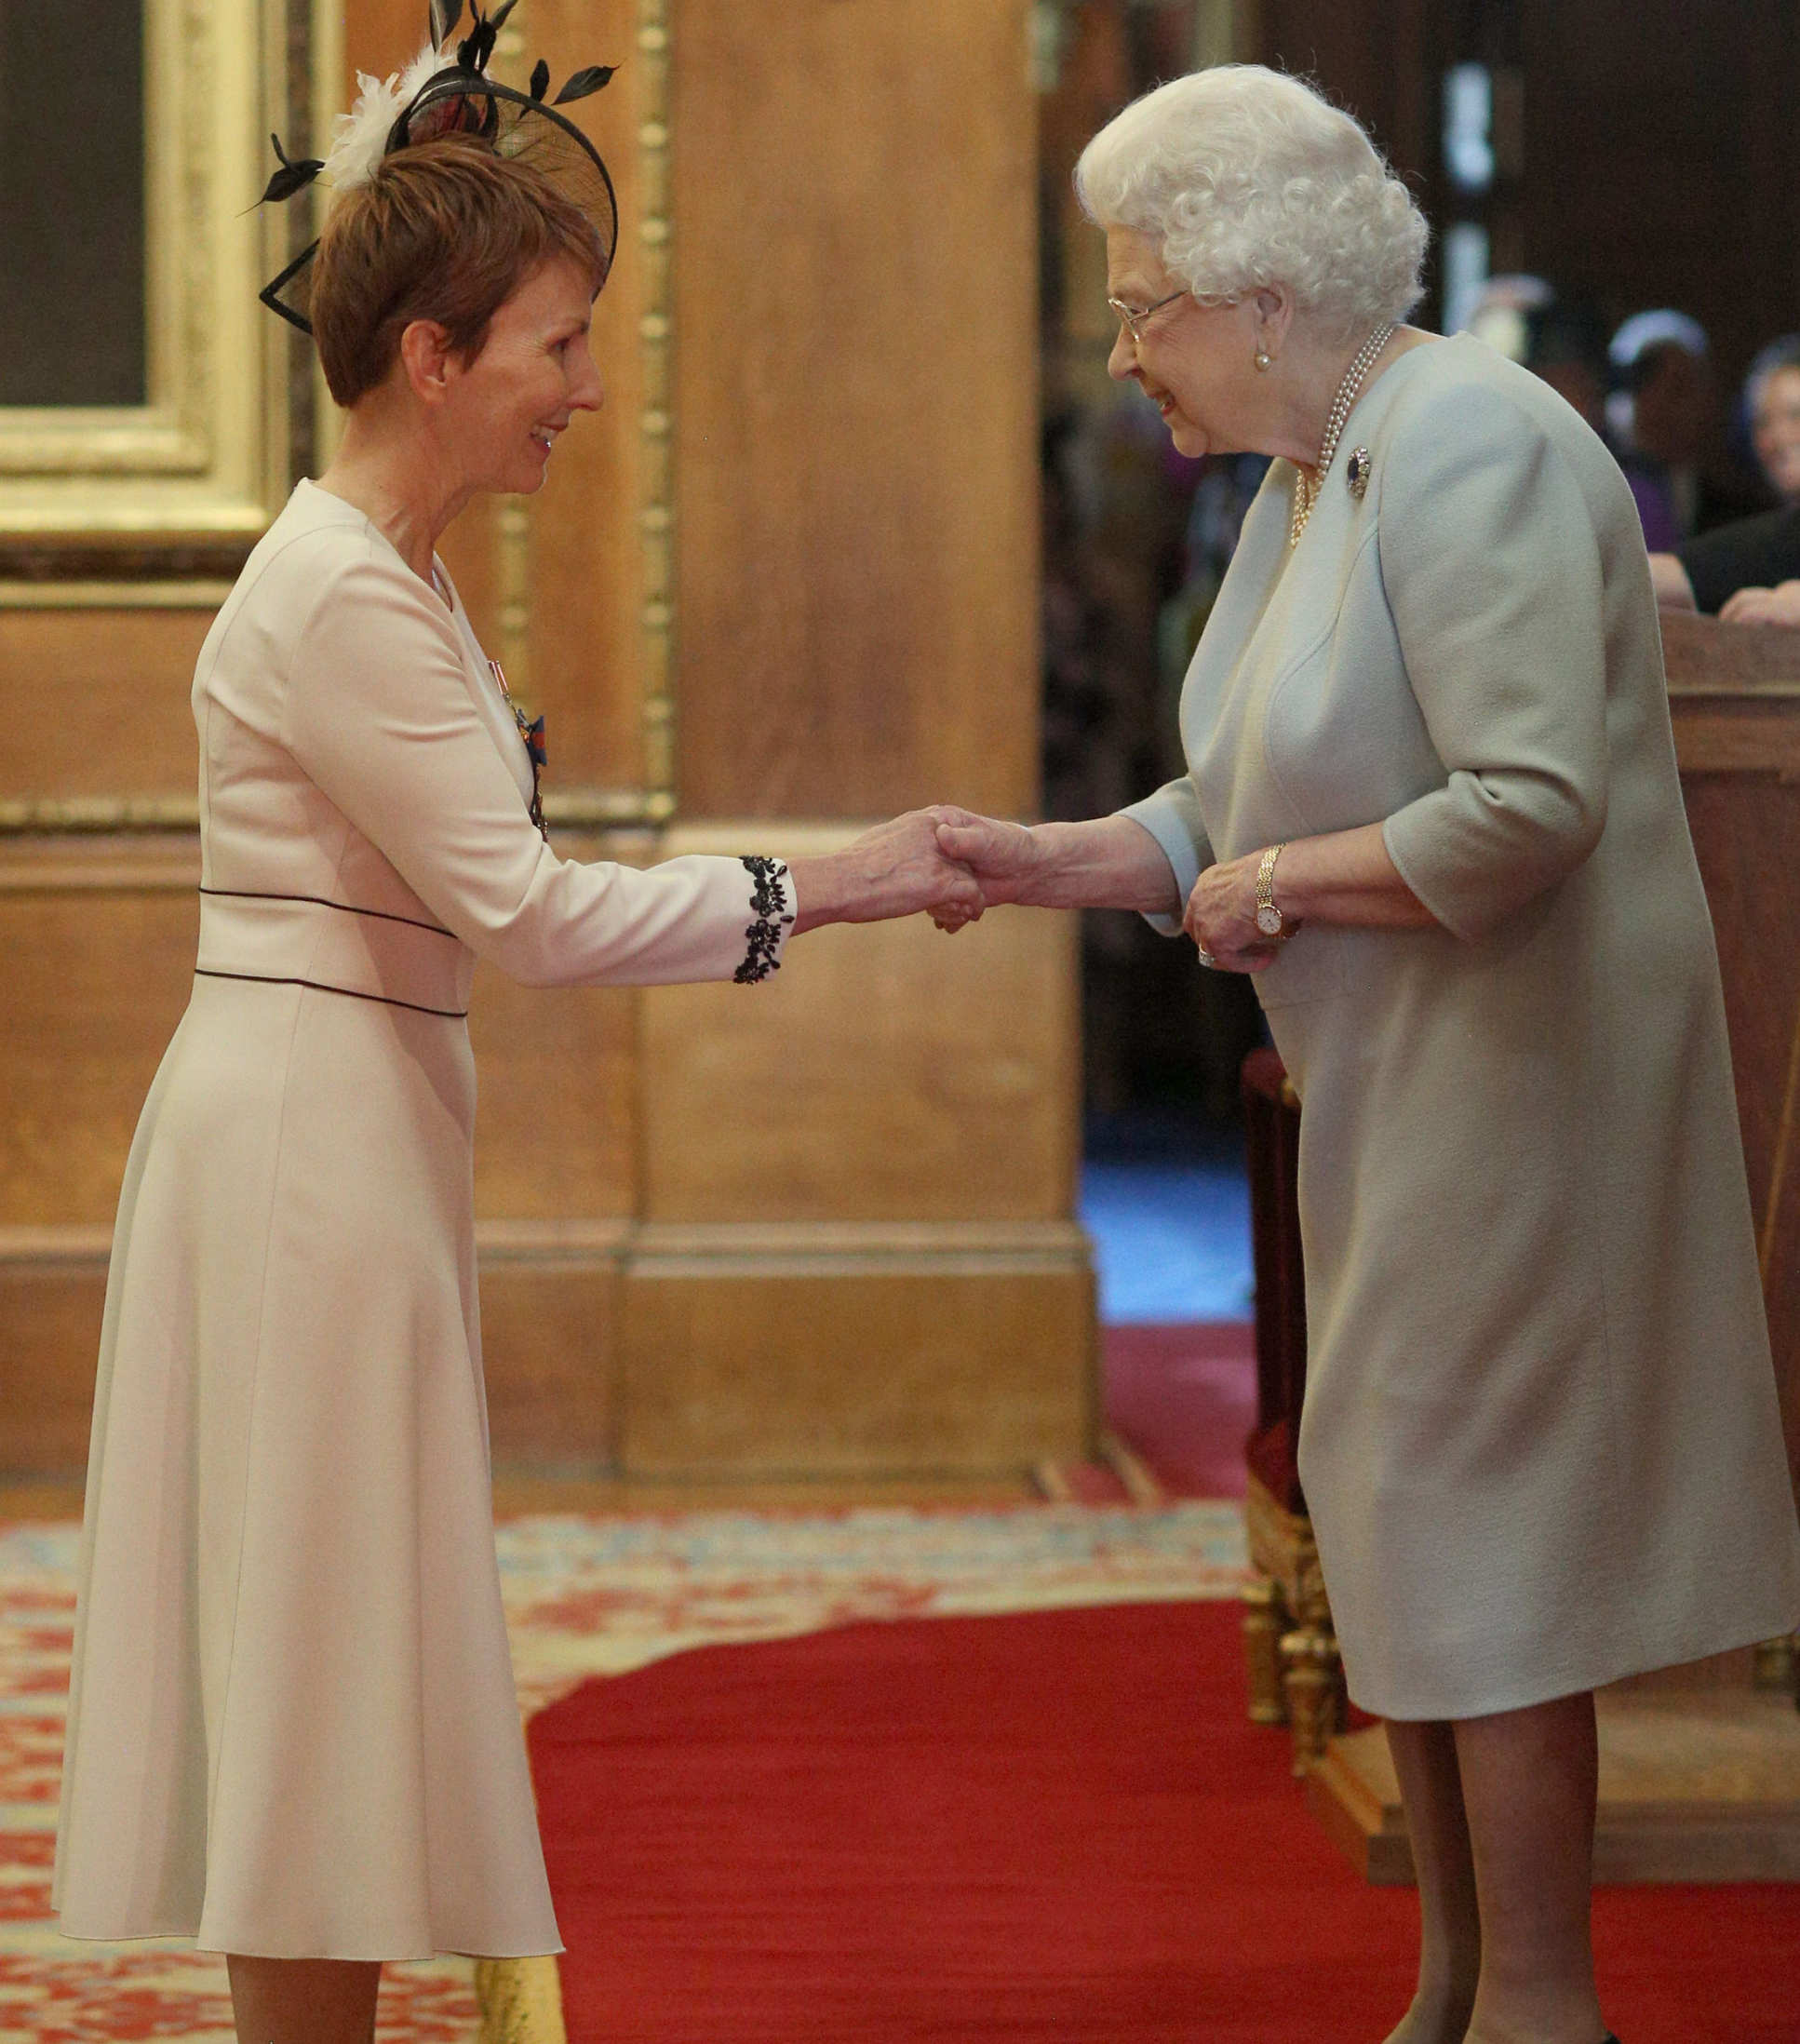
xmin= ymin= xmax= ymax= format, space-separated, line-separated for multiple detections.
xmin=323 ymin=43 xmax=445 ymax=194
xmin=258 ymin=0 xmax=620 ymax=336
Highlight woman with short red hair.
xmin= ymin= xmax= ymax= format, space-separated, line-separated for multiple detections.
xmin=50 ymin=18 xmax=974 ymax=2041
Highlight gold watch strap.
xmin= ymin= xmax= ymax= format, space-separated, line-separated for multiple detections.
xmin=1256 ymin=841 xmax=1287 ymax=915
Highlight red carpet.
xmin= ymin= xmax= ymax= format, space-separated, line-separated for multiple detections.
xmin=1103 ymin=1322 xmax=1256 ymax=1498
xmin=530 ymin=1600 xmax=1797 ymax=2043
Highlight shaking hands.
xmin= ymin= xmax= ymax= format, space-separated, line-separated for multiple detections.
xmin=786 ymin=805 xmax=1212 ymax=944
xmin=783 ymin=807 xmax=1041 ymax=936
xmin=786 ymin=808 xmax=983 ymax=935
xmin=928 ymin=808 xmax=1041 ymax=931
xmin=929 ymin=809 xmax=1283 ymax=964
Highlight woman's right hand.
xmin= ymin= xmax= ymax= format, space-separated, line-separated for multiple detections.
xmin=933 ymin=811 xmax=1185 ymax=921
xmin=786 ymin=809 xmax=984 ymax=935
xmin=931 ymin=810 xmax=1041 ymax=919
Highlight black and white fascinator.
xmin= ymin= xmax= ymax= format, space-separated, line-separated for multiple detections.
xmin=258 ymin=0 xmax=618 ymax=335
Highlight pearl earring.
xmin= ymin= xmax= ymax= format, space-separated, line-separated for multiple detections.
xmin=1255 ymin=349 xmax=1272 ymax=372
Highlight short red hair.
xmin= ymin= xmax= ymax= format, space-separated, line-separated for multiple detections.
xmin=312 ymin=137 xmax=607 ymax=408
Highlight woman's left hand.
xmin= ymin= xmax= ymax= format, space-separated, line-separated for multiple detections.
xmin=1183 ymin=851 xmax=1286 ymax=972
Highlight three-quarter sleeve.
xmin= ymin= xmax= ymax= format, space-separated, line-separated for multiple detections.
xmin=1119 ymin=775 xmax=1212 ymax=935
xmin=1378 ymin=384 xmax=1610 ymax=942
xmin=281 ymin=548 xmax=793 ymax=988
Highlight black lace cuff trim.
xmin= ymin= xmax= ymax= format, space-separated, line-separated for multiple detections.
xmin=734 ymin=855 xmax=794 ymax=985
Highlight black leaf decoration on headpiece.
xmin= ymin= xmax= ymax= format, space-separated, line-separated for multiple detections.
xmin=260 ymin=131 xmax=325 ymax=204
xmin=456 ymin=0 xmax=519 ymax=74
xmin=554 ymin=65 xmax=615 ymax=105
xmin=260 ymin=0 xmax=622 ymax=336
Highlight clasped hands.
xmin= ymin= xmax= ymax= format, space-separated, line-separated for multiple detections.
xmin=826 ymin=808 xmax=1287 ymax=971
xmin=814 ymin=807 xmax=1054 ymax=932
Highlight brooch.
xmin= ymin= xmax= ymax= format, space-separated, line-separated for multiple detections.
xmin=490 ymin=658 xmax=549 ymax=840
xmin=1346 ymin=446 xmax=1373 ymax=499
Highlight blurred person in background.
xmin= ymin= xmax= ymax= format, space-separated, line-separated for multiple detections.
xmin=1519 ymin=297 xmax=1613 ymax=439
xmin=1650 ymin=336 xmax=1800 ymax=618
xmin=1468 ymin=290 xmax=1686 ymax=550
xmin=1609 ymin=310 xmax=1760 ymax=545
xmin=1459 ymin=271 xmax=1553 ymax=367
xmin=1742 ymin=334 xmax=1800 ymax=504
xmin=1649 ymin=498 xmax=1800 ymax=617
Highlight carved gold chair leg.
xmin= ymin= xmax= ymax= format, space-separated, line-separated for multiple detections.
xmin=1751 ymin=1631 xmax=1799 ymax=1699
xmin=1242 ymin=1573 xmax=1290 ymax=1726
xmin=1279 ymin=1624 xmax=1348 ymax=1775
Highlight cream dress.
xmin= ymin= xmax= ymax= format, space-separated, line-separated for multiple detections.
xmin=53 ymin=480 xmax=794 ymax=1957
xmin=1125 ymin=335 xmax=1800 ymax=1721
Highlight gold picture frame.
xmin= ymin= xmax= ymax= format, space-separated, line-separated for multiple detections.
xmin=0 ymin=0 xmax=335 ymax=592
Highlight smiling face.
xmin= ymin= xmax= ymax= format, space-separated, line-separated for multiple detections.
xmin=1104 ymin=225 xmax=1266 ymax=459
xmin=440 ymin=253 xmax=604 ymax=494
xmin=1753 ymin=365 xmax=1800 ymax=503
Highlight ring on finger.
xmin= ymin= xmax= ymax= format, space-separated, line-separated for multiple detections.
xmin=1197 ymin=948 xmax=1217 ymax=968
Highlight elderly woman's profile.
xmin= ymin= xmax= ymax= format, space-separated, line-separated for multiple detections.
xmin=50 ymin=15 xmax=974 ymax=2044
xmin=940 ymin=63 xmax=1800 ymax=2044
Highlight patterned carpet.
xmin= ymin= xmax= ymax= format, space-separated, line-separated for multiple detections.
xmin=0 ymin=1502 xmax=1247 ymax=2041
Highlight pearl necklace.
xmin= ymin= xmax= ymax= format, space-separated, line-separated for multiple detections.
xmin=1289 ymin=322 xmax=1395 ymax=547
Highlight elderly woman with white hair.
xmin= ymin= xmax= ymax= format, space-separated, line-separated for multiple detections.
xmin=940 ymin=64 xmax=1800 ymax=2044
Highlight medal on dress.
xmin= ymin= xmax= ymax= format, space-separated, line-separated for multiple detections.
xmin=490 ymin=659 xmax=548 ymax=840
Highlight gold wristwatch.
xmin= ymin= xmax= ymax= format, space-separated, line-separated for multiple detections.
xmin=1255 ymin=842 xmax=1288 ymax=937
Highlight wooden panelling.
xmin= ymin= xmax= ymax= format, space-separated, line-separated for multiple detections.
xmin=0 ymin=610 xmax=213 ymax=798
xmin=329 ymin=0 xmax=1048 ymax=814
xmin=1674 ymin=766 xmax=1800 ymax=1492
xmin=640 ymin=825 xmax=1080 ymax=1224
xmin=514 ymin=0 xmax=647 ymax=790
xmin=1255 ymin=0 xmax=1435 ymax=195
xmin=464 ymin=1222 xmax=626 ymax=1465
xmin=469 ymin=962 xmax=639 ymax=1220
xmin=1662 ymin=609 xmax=1800 ymax=695
xmin=1669 ymin=614 xmax=1800 ymax=1495
xmin=0 ymin=1216 xmax=1094 ymax=1481
xmin=0 ymin=1223 xmax=627 ymax=1475
xmin=1516 ymin=0 xmax=1800 ymax=394
xmin=340 ymin=0 xmax=435 ymax=77
xmin=0 ymin=1231 xmax=109 ymax=1475
xmin=669 ymin=0 xmax=1041 ymax=820
xmin=0 ymin=841 xmax=198 ymax=1227
xmin=0 ymin=832 xmax=642 ymax=1229
xmin=621 ymin=1239 xmax=1095 ymax=1477
xmin=435 ymin=501 xmax=504 ymax=659
xmin=0 ymin=818 xmax=1088 ymax=1477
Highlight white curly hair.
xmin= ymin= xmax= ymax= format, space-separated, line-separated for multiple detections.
xmin=1075 ymin=66 xmax=1429 ymax=343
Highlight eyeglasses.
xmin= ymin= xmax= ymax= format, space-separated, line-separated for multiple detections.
xmin=1107 ymin=288 xmax=1189 ymax=344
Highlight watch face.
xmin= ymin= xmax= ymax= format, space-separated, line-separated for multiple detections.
xmin=1256 ymin=904 xmax=1283 ymax=936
